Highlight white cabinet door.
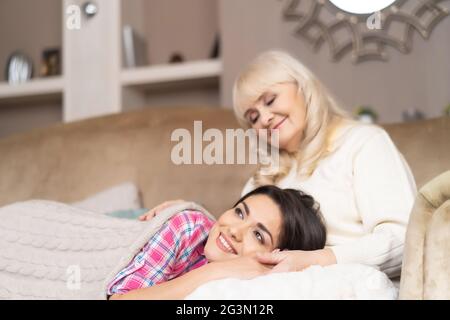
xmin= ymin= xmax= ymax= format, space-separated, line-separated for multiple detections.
xmin=63 ymin=0 xmax=121 ymax=122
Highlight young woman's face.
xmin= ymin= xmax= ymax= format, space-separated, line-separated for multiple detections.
xmin=242 ymin=82 xmax=307 ymax=153
xmin=204 ymin=194 xmax=282 ymax=262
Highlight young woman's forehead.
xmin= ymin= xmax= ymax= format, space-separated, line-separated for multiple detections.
xmin=244 ymin=195 xmax=282 ymax=230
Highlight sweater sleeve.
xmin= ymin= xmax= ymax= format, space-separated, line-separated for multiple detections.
xmin=330 ymin=129 xmax=417 ymax=277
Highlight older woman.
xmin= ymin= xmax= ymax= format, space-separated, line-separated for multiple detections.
xmin=231 ymin=50 xmax=416 ymax=278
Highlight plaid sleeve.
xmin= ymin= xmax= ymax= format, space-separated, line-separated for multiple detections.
xmin=107 ymin=210 xmax=214 ymax=295
xmin=170 ymin=211 xmax=214 ymax=275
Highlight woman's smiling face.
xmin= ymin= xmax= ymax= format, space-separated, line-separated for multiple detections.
xmin=204 ymin=194 xmax=282 ymax=262
xmin=242 ymin=82 xmax=307 ymax=153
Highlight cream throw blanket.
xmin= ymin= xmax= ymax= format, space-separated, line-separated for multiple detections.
xmin=0 ymin=200 xmax=214 ymax=300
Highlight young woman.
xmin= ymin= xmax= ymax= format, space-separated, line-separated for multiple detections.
xmin=109 ymin=185 xmax=326 ymax=300
xmin=142 ymin=50 xmax=416 ymax=280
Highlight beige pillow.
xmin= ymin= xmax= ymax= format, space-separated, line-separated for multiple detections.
xmin=71 ymin=182 xmax=142 ymax=214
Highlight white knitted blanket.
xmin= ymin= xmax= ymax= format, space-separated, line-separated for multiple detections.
xmin=0 ymin=200 xmax=214 ymax=300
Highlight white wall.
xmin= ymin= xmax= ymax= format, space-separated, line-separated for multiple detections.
xmin=123 ymin=0 xmax=218 ymax=65
xmin=219 ymin=0 xmax=450 ymax=123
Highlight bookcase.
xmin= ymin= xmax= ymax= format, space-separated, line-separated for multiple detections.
xmin=0 ymin=0 xmax=222 ymax=137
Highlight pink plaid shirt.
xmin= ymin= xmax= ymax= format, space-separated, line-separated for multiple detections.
xmin=107 ymin=210 xmax=215 ymax=295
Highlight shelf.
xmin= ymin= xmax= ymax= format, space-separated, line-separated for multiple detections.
xmin=0 ymin=77 xmax=64 ymax=105
xmin=121 ymin=59 xmax=222 ymax=91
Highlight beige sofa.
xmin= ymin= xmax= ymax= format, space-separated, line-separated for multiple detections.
xmin=0 ymin=107 xmax=449 ymax=298
xmin=399 ymin=170 xmax=450 ymax=300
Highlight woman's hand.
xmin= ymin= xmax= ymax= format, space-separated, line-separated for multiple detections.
xmin=208 ymin=255 xmax=273 ymax=280
xmin=138 ymin=199 xmax=186 ymax=221
xmin=109 ymin=255 xmax=272 ymax=300
xmin=255 ymin=248 xmax=337 ymax=273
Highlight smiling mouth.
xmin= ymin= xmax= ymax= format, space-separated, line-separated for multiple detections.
xmin=272 ymin=117 xmax=288 ymax=130
xmin=216 ymin=233 xmax=237 ymax=255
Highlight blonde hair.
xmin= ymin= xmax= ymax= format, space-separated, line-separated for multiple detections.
xmin=233 ymin=50 xmax=352 ymax=186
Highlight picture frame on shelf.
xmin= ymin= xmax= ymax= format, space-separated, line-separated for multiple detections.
xmin=40 ymin=48 xmax=61 ymax=77
xmin=122 ymin=25 xmax=148 ymax=68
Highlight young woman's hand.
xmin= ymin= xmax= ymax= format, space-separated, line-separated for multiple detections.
xmin=207 ymin=255 xmax=272 ymax=280
xmin=138 ymin=199 xmax=186 ymax=221
xmin=255 ymin=248 xmax=337 ymax=273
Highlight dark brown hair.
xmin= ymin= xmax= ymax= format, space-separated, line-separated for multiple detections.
xmin=235 ymin=185 xmax=326 ymax=251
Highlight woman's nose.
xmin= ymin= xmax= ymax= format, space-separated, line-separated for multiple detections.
xmin=258 ymin=108 xmax=274 ymax=127
xmin=229 ymin=224 xmax=244 ymax=242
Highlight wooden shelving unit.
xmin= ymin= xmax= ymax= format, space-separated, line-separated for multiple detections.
xmin=1 ymin=0 xmax=222 ymax=137
xmin=121 ymin=59 xmax=222 ymax=90
xmin=0 ymin=77 xmax=64 ymax=105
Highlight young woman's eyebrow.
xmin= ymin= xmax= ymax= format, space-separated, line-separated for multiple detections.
xmin=242 ymin=201 xmax=250 ymax=215
xmin=241 ymin=201 xmax=274 ymax=245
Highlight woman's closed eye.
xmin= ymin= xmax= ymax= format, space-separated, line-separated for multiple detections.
xmin=247 ymin=111 xmax=259 ymax=124
xmin=265 ymin=95 xmax=276 ymax=106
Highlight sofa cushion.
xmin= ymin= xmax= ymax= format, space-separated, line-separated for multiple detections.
xmin=71 ymin=181 xmax=143 ymax=213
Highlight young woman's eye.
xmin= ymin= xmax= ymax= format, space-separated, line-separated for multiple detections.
xmin=254 ymin=230 xmax=265 ymax=244
xmin=234 ymin=207 xmax=244 ymax=219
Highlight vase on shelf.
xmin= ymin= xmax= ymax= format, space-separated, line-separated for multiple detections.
xmin=354 ymin=105 xmax=378 ymax=124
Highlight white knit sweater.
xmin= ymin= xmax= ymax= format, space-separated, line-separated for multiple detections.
xmin=0 ymin=200 xmax=214 ymax=300
xmin=242 ymin=123 xmax=417 ymax=278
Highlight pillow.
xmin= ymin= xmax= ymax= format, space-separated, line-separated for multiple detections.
xmin=71 ymin=182 xmax=143 ymax=214
xmin=185 ymin=264 xmax=398 ymax=300
xmin=104 ymin=208 xmax=148 ymax=219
